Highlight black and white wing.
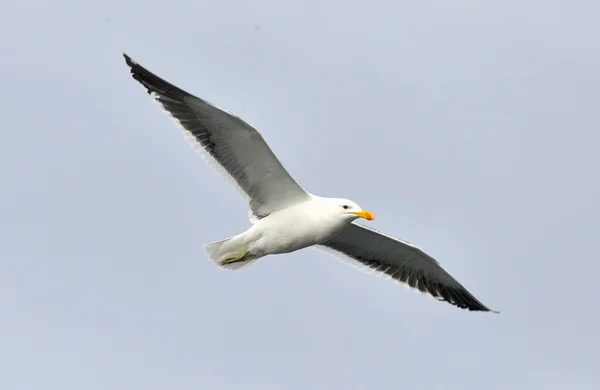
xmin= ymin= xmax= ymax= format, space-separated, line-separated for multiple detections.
xmin=123 ymin=54 xmax=310 ymax=220
xmin=318 ymin=224 xmax=497 ymax=312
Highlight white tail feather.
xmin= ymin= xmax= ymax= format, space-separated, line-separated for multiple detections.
xmin=203 ymin=236 xmax=257 ymax=270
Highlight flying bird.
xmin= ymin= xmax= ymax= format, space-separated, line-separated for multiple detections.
xmin=123 ymin=53 xmax=497 ymax=313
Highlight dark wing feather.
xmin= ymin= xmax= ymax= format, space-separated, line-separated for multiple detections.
xmin=318 ymin=223 xmax=497 ymax=312
xmin=123 ymin=54 xmax=310 ymax=219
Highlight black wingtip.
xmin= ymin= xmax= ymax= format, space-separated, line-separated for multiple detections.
xmin=474 ymin=307 xmax=499 ymax=314
xmin=474 ymin=305 xmax=499 ymax=314
xmin=121 ymin=52 xmax=198 ymax=102
xmin=123 ymin=52 xmax=136 ymax=68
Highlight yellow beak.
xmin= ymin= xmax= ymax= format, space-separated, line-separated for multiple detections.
xmin=351 ymin=210 xmax=375 ymax=221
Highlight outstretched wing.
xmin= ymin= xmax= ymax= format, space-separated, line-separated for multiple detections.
xmin=123 ymin=54 xmax=310 ymax=219
xmin=318 ymin=223 xmax=496 ymax=312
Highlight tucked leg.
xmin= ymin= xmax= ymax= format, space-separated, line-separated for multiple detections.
xmin=221 ymin=249 xmax=250 ymax=265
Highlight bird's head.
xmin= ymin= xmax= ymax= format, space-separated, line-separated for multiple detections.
xmin=329 ymin=198 xmax=375 ymax=222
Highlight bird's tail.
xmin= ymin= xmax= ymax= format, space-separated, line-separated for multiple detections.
xmin=203 ymin=235 xmax=257 ymax=270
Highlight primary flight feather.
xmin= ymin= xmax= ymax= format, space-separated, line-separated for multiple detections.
xmin=123 ymin=53 xmax=496 ymax=313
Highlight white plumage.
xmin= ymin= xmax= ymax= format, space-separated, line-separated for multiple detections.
xmin=123 ymin=53 xmax=496 ymax=313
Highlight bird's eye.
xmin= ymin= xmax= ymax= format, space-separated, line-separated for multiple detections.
xmin=342 ymin=205 xmax=349 ymax=210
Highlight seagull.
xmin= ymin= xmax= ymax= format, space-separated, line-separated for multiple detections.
xmin=123 ymin=53 xmax=497 ymax=313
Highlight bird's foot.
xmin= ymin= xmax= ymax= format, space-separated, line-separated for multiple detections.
xmin=221 ymin=249 xmax=250 ymax=265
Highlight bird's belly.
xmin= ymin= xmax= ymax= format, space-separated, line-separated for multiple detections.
xmin=248 ymin=213 xmax=344 ymax=256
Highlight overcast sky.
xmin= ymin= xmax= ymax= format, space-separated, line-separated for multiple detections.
xmin=1 ymin=1 xmax=599 ymax=389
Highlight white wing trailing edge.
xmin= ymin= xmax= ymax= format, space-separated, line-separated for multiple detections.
xmin=318 ymin=223 xmax=497 ymax=312
xmin=123 ymin=54 xmax=310 ymax=220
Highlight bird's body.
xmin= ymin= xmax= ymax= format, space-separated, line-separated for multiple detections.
xmin=204 ymin=196 xmax=371 ymax=269
xmin=244 ymin=197 xmax=351 ymax=256
xmin=123 ymin=53 xmax=497 ymax=313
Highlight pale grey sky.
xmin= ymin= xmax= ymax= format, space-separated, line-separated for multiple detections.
xmin=1 ymin=1 xmax=599 ymax=389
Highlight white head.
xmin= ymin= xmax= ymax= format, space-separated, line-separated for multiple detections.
xmin=325 ymin=197 xmax=375 ymax=222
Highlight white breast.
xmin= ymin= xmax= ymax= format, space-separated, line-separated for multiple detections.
xmin=244 ymin=198 xmax=346 ymax=256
